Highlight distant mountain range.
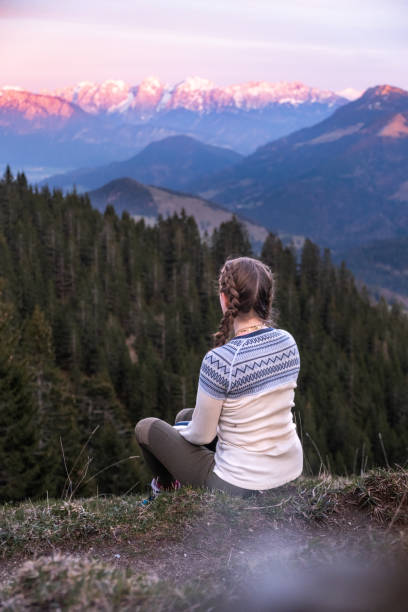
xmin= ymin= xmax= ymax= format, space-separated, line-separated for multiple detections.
xmin=0 ymin=77 xmax=347 ymax=170
xmin=44 ymin=76 xmax=344 ymax=116
xmin=39 ymin=135 xmax=243 ymax=193
xmin=192 ymin=85 xmax=408 ymax=251
xmin=86 ymin=177 xmax=270 ymax=250
xmin=0 ymin=86 xmax=170 ymax=170
xmin=3 ymin=80 xmax=408 ymax=303
xmin=37 ymin=84 xmax=408 ymax=301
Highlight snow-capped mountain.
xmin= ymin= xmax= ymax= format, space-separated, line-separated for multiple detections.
xmin=43 ymin=77 xmax=165 ymax=117
xmin=0 ymin=77 xmax=349 ymax=170
xmin=0 ymin=87 xmax=86 ymax=127
xmin=336 ymin=87 xmax=363 ymax=101
xmin=40 ymin=76 xmax=344 ymax=117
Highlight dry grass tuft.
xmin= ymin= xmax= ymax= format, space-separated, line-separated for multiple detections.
xmin=0 ymin=553 xmax=211 ymax=611
xmin=0 ymin=553 xmax=154 ymax=611
xmin=347 ymin=468 xmax=408 ymax=526
xmin=0 ymin=488 xmax=207 ymax=559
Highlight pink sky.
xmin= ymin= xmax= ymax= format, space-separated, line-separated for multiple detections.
xmin=1 ymin=0 xmax=407 ymax=92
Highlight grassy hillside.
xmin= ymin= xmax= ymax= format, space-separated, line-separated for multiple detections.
xmin=1 ymin=469 xmax=408 ymax=610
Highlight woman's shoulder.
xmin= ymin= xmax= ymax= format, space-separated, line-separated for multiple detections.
xmin=268 ymin=328 xmax=299 ymax=353
xmin=204 ymin=342 xmax=235 ymax=365
xmin=231 ymin=326 xmax=297 ymax=346
xmin=231 ymin=327 xmax=299 ymax=359
xmin=199 ymin=345 xmax=232 ymax=398
xmin=204 ymin=328 xmax=298 ymax=361
xmin=273 ymin=327 xmax=298 ymax=343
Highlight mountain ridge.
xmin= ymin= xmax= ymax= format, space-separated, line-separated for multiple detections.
xmin=191 ymin=84 xmax=408 ymax=250
xmin=87 ymin=176 xmax=271 ymax=249
xmin=0 ymin=78 xmax=349 ymax=165
xmin=38 ymin=76 xmax=346 ymax=116
xmin=39 ymin=135 xmax=243 ymax=193
xmin=0 ymin=88 xmax=88 ymax=126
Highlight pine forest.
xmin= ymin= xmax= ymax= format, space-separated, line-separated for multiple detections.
xmin=1 ymin=166 xmax=407 ymax=502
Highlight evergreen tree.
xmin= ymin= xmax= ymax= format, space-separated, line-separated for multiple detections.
xmin=212 ymin=215 xmax=253 ymax=270
xmin=0 ymin=168 xmax=407 ymax=499
xmin=0 ymin=285 xmax=42 ymax=501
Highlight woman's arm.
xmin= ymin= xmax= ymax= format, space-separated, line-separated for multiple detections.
xmin=178 ymin=386 xmax=224 ymax=445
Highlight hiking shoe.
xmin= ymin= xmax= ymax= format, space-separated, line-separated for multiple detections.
xmin=138 ymin=478 xmax=161 ymax=506
xmin=152 ymin=477 xmax=182 ymax=495
xmin=151 ymin=477 xmax=161 ymax=497
xmin=139 ymin=477 xmax=181 ymax=506
xmin=140 ymin=494 xmax=155 ymax=506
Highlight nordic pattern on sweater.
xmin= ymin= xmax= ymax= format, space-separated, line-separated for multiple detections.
xmin=199 ymin=328 xmax=300 ymax=400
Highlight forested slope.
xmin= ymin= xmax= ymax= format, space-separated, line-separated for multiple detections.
xmin=0 ymin=166 xmax=407 ymax=502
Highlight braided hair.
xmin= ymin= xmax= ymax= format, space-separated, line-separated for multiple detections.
xmin=212 ymin=256 xmax=277 ymax=348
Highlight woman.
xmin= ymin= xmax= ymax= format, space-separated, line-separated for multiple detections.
xmin=134 ymin=256 xmax=303 ymax=500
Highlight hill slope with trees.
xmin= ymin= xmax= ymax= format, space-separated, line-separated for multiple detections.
xmin=0 ymin=165 xmax=407 ymax=502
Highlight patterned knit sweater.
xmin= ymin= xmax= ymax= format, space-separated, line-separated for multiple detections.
xmin=179 ymin=327 xmax=303 ymax=490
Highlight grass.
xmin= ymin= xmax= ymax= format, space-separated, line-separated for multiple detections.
xmin=0 ymin=553 xmax=214 ymax=611
xmin=1 ymin=468 xmax=408 ymax=610
xmin=2 ymin=469 xmax=408 ymax=559
xmin=0 ymin=488 xmax=208 ymax=559
xmin=345 ymin=467 xmax=408 ymax=526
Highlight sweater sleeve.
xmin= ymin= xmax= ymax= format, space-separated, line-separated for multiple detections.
xmin=178 ymin=385 xmax=224 ymax=445
xmin=195 ymin=348 xmax=230 ymax=399
xmin=178 ymin=349 xmax=228 ymax=445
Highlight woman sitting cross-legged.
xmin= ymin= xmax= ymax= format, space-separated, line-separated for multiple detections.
xmin=134 ymin=256 xmax=303 ymax=501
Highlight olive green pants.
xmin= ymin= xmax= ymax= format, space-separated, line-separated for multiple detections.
xmin=134 ymin=408 xmax=261 ymax=499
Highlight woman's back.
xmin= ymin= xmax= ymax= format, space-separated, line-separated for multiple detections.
xmin=135 ymin=256 xmax=304 ymax=499
xmin=200 ymin=326 xmax=303 ymax=489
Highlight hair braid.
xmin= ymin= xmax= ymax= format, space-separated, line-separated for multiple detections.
xmin=255 ymin=262 xmax=275 ymax=325
xmin=212 ymin=264 xmax=240 ymax=347
xmin=212 ymin=256 xmax=278 ymax=348
xmin=265 ymin=272 xmax=276 ymax=326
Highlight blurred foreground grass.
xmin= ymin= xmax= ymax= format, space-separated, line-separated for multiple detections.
xmin=1 ymin=468 xmax=408 ymax=610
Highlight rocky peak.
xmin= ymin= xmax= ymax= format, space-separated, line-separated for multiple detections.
xmin=27 ymin=77 xmax=347 ymax=116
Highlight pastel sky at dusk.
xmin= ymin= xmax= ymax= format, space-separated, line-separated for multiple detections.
xmin=1 ymin=0 xmax=407 ymax=93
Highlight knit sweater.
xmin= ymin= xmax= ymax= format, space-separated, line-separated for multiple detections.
xmin=179 ymin=327 xmax=303 ymax=490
